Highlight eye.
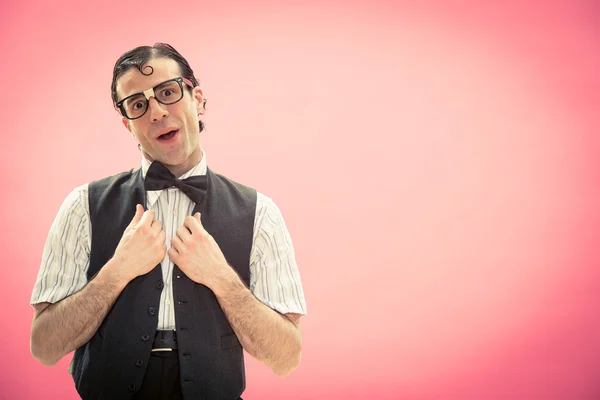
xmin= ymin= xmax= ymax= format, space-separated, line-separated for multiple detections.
xmin=157 ymin=81 xmax=181 ymax=102
xmin=124 ymin=95 xmax=146 ymax=114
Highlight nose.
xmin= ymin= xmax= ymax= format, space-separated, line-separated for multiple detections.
xmin=148 ymin=97 xmax=169 ymax=123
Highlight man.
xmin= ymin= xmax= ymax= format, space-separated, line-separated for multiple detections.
xmin=29 ymin=43 xmax=307 ymax=400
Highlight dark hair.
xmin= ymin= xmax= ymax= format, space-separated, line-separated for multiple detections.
xmin=111 ymin=42 xmax=205 ymax=132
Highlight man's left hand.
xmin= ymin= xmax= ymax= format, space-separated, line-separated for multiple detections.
xmin=168 ymin=213 xmax=233 ymax=287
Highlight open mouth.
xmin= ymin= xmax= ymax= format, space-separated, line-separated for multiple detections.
xmin=157 ymin=130 xmax=178 ymax=141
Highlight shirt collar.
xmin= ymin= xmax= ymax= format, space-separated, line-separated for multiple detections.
xmin=141 ymin=149 xmax=207 ymax=208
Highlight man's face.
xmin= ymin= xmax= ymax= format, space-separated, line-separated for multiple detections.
xmin=116 ymin=57 xmax=204 ymax=175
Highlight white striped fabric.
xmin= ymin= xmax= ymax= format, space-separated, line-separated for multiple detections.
xmin=30 ymin=152 xmax=307 ymax=329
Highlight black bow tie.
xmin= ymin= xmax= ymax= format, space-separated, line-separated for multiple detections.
xmin=144 ymin=161 xmax=208 ymax=204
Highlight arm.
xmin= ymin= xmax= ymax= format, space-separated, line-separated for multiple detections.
xmin=212 ymin=271 xmax=302 ymax=376
xmin=169 ymin=213 xmax=304 ymax=376
xmin=31 ymin=205 xmax=166 ymax=366
xmin=30 ymin=260 xmax=128 ymax=366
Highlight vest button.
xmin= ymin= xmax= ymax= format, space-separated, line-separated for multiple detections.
xmin=148 ymin=307 xmax=156 ymax=315
xmin=141 ymin=334 xmax=150 ymax=341
xmin=156 ymin=282 xmax=164 ymax=289
xmin=135 ymin=359 xmax=144 ymax=367
xmin=128 ymin=383 xmax=136 ymax=392
xmin=176 ymin=275 xmax=182 ymax=279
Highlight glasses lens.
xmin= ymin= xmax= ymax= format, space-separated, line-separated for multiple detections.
xmin=123 ymin=95 xmax=148 ymax=119
xmin=156 ymin=80 xmax=183 ymax=105
xmin=119 ymin=79 xmax=184 ymax=119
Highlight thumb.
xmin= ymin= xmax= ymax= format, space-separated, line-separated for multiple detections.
xmin=194 ymin=212 xmax=201 ymax=223
xmin=128 ymin=204 xmax=144 ymax=228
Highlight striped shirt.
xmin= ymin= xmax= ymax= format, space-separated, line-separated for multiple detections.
xmin=30 ymin=152 xmax=307 ymax=329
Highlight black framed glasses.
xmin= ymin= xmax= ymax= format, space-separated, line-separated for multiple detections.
xmin=115 ymin=77 xmax=195 ymax=120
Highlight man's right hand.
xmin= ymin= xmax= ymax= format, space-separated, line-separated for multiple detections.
xmin=111 ymin=204 xmax=166 ymax=282
xmin=31 ymin=205 xmax=166 ymax=366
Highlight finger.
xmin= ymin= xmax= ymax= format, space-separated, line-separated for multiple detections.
xmin=176 ymin=225 xmax=192 ymax=241
xmin=171 ymin=235 xmax=184 ymax=251
xmin=159 ymin=230 xmax=167 ymax=250
xmin=127 ymin=204 xmax=145 ymax=228
xmin=184 ymin=215 xmax=201 ymax=235
xmin=167 ymin=247 xmax=179 ymax=262
xmin=151 ymin=219 xmax=163 ymax=233
xmin=193 ymin=213 xmax=208 ymax=234
xmin=139 ymin=210 xmax=156 ymax=226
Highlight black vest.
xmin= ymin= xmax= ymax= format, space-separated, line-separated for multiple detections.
xmin=70 ymin=166 xmax=257 ymax=400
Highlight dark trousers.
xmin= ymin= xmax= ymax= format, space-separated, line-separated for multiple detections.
xmin=132 ymin=351 xmax=183 ymax=400
xmin=131 ymin=351 xmax=244 ymax=400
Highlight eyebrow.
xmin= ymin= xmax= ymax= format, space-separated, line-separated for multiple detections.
xmin=121 ymin=78 xmax=176 ymax=100
xmin=122 ymin=92 xmax=146 ymax=103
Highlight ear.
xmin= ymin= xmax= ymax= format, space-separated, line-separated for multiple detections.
xmin=121 ymin=117 xmax=131 ymax=132
xmin=122 ymin=118 xmax=138 ymax=141
xmin=193 ymin=87 xmax=205 ymax=115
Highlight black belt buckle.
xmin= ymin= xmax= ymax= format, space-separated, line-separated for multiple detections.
xmin=152 ymin=330 xmax=178 ymax=352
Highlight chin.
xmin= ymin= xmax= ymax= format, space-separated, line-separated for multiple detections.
xmin=162 ymin=153 xmax=195 ymax=167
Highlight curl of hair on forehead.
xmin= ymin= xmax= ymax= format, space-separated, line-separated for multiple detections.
xmin=139 ymin=64 xmax=154 ymax=76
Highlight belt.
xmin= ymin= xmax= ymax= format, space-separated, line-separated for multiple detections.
xmin=151 ymin=330 xmax=178 ymax=352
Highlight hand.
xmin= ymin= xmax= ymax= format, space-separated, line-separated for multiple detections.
xmin=112 ymin=204 xmax=166 ymax=282
xmin=168 ymin=213 xmax=232 ymax=288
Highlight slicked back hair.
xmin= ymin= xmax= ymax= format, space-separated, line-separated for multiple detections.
xmin=111 ymin=43 xmax=204 ymax=132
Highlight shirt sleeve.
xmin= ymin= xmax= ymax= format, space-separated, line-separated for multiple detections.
xmin=30 ymin=184 xmax=91 ymax=305
xmin=249 ymin=193 xmax=307 ymax=315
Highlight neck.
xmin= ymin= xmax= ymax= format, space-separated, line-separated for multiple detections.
xmin=143 ymin=147 xmax=203 ymax=177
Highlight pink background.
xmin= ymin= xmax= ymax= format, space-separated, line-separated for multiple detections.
xmin=2 ymin=0 xmax=600 ymax=399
